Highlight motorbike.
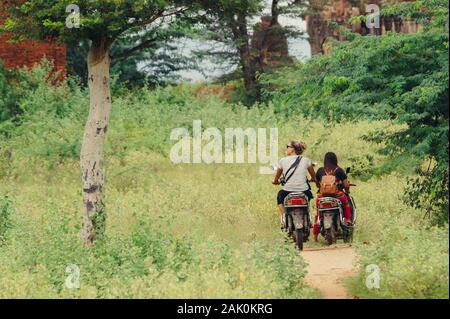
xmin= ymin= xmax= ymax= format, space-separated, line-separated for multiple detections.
xmin=271 ymin=164 xmax=313 ymax=251
xmin=316 ymin=167 xmax=357 ymax=245
xmin=282 ymin=192 xmax=312 ymax=251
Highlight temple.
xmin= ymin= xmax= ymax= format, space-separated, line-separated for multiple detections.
xmin=306 ymin=0 xmax=421 ymax=54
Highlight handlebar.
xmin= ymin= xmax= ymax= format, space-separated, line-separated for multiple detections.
xmin=272 ymin=165 xmax=357 ymax=187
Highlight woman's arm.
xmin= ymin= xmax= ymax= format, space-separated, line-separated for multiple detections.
xmin=272 ymin=168 xmax=283 ymax=185
xmin=308 ymin=165 xmax=320 ymax=188
xmin=342 ymin=179 xmax=351 ymax=193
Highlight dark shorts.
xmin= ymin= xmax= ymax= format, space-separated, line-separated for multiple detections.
xmin=277 ymin=189 xmax=314 ymax=205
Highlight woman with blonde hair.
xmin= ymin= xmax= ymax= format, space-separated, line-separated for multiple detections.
xmin=272 ymin=140 xmax=317 ymax=226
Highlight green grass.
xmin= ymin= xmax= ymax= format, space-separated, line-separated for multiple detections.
xmin=0 ymin=77 xmax=448 ymax=298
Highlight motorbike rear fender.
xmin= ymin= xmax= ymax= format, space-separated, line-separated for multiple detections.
xmin=292 ymin=210 xmax=306 ymax=230
xmin=323 ymin=212 xmax=334 ymax=229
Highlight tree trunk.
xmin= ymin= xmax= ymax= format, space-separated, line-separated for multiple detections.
xmin=80 ymin=38 xmax=112 ymax=246
xmin=241 ymin=44 xmax=257 ymax=98
xmin=232 ymin=13 xmax=259 ymax=101
xmin=271 ymin=0 xmax=279 ymax=25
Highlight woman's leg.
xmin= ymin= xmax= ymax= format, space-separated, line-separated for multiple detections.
xmin=277 ymin=190 xmax=290 ymax=228
xmin=277 ymin=190 xmax=285 ymax=217
xmin=338 ymin=194 xmax=352 ymax=221
xmin=313 ymin=197 xmax=320 ymax=239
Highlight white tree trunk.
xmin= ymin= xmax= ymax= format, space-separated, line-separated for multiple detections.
xmin=80 ymin=39 xmax=112 ymax=246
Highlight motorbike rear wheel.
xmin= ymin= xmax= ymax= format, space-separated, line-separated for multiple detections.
xmin=343 ymin=226 xmax=353 ymax=243
xmin=287 ymin=214 xmax=294 ymax=237
xmin=325 ymin=226 xmax=336 ymax=246
xmin=295 ymin=229 xmax=304 ymax=251
xmin=281 ymin=213 xmax=288 ymax=232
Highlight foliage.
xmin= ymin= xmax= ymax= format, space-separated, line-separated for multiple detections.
xmin=1 ymin=0 xmax=212 ymax=245
xmin=0 ymin=203 xmax=315 ymax=298
xmin=0 ymin=60 xmax=85 ymax=123
xmin=0 ymin=66 xmax=447 ymax=297
xmin=0 ymin=0 xmax=208 ymax=88
xmin=0 ymin=77 xmax=323 ymax=298
xmin=0 ymin=62 xmax=87 ymax=165
xmin=196 ymin=0 xmax=305 ymax=103
xmin=354 ymin=224 xmax=449 ymax=298
xmin=349 ymin=175 xmax=449 ymax=298
xmin=1 ymin=1 xmax=200 ymax=42
xmin=0 ymin=0 xmax=448 ymax=298
xmin=0 ymin=61 xmax=23 ymax=122
xmin=0 ymin=193 xmax=13 ymax=244
xmin=66 ymin=20 xmax=198 ymax=87
xmin=261 ymin=1 xmax=449 ymax=224
xmin=382 ymin=0 xmax=449 ymax=29
xmin=346 ymin=172 xmax=449 ymax=299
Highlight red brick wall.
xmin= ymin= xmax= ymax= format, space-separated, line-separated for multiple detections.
xmin=0 ymin=1 xmax=66 ymax=79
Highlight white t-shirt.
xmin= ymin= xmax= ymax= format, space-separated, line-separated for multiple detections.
xmin=279 ymin=155 xmax=312 ymax=192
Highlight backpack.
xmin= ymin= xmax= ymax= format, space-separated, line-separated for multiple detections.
xmin=320 ymin=168 xmax=339 ymax=196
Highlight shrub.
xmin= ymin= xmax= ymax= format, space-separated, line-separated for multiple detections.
xmin=0 ymin=193 xmax=13 ymax=244
xmin=261 ymin=27 xmax=449 ymax=225
xmin=350 ymin=224 xmax=449 ymax=299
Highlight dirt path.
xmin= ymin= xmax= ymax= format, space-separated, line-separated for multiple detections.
xmin=302 ymin=245 xmax=357 ymax=299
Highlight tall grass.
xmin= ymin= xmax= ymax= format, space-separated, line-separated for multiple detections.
xmin=0 ymin=65 xmax=447 ymax=298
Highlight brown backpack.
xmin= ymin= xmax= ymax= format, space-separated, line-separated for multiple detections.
xmin=320 ymin=168 xmax=339 ymax=196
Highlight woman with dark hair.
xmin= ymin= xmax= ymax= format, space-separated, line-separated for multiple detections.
xmin=313 ymin=152 xmax=352 ymax=239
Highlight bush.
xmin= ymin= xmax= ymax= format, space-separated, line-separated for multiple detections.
xmin=0 ymin=61 xmax=88 ymax=167
xmin=350 ymin=224 xmax=449 ymax=299
xmin=0 ymin=59 xmax=447 ymax=298
xmin=0 ymin=193 xmax=13 ymax=244
xmin=0 ymin=61 xmax=23 ymax=122
xmin=261 ymin=27 xmax=449 ymax=225
xmin=0 ymin=205 xmax=316 ymax=298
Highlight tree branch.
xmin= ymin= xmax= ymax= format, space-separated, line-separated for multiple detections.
xmin=110 ymin=37 xmax=158 ymax=65
xmin=271 ymin=0 xmax=279 ymax=24
xmin=128 ymin=6 xmax=190 ymax=29
xmin=111 ymin=6 xmax=191 ymax=64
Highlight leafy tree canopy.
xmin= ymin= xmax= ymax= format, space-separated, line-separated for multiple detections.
xmin=2 ymin=0 xmax=198 ymax=40
xmin=261 ymin=0 xmax=449 ymax=224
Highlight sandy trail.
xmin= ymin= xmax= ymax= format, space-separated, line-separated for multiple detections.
xmin=302 ymin=245 xmax=357 ymax=299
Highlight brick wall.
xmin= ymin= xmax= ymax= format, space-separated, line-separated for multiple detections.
xmin=306 ymin=0 xmax=421 ymax=55
xmin=0 ymin=1 xmax=66 ymax=79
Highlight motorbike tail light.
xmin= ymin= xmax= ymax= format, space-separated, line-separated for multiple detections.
xmin=319 ymin=201 xmax=338 ymax=209
xmin=291 ymin=198 xmax=307 ymax=205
